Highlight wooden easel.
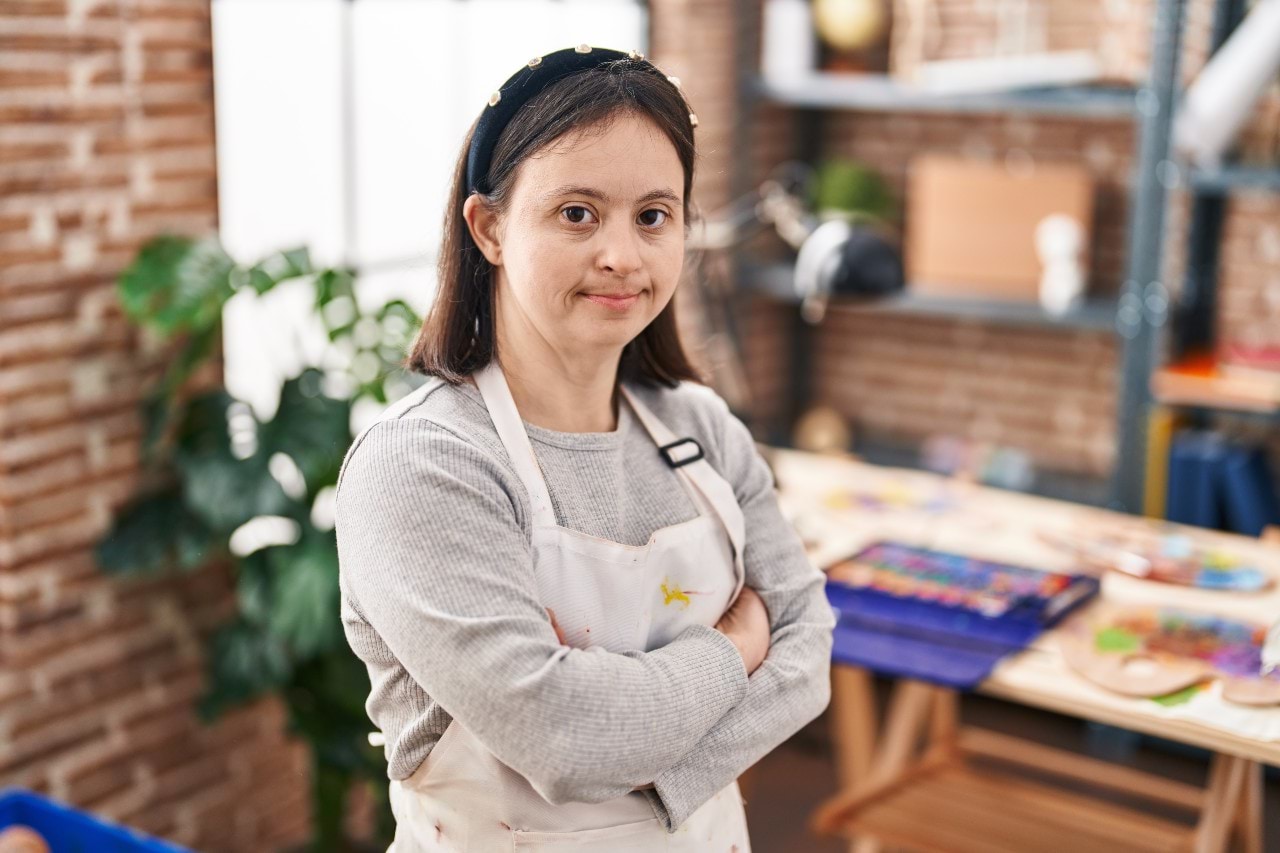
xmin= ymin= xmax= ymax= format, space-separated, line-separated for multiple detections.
xmin=813 ymin=668 xmax=1266 ymax=853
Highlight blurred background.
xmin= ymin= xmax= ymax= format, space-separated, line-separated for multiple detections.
xmin=2 ymin=0 xmax=1279 ymax=850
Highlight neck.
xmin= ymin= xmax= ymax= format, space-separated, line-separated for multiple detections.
xmin=490 ymin=294 xmax=624 ymax=434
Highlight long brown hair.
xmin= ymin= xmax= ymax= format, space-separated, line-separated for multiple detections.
xmin=406 ymin=58 xmax=704 ymax=388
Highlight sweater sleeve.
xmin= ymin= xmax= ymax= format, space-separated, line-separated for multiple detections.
xmin=640 ymin=394 xmax=836 ymax=832
xmin=334 ymin=417 xmax=750 ymax=807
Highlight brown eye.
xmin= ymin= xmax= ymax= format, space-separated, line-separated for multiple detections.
xmin=639 ymin=209 xmax=668 ymax=228
xmin=562 ymin=206 xmax=595 ymax=225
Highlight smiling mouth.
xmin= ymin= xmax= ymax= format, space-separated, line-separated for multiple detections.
xmin=581 ymin=292 xmax=642 ymax=311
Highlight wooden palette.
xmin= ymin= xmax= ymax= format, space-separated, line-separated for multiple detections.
xmin=1060 ymin=604 xmax=1280 ymax=706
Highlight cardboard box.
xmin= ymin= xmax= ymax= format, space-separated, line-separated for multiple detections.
xmin=905 ymin=155 xmax=1094 ymax=301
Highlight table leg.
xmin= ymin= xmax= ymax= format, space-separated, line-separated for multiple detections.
xmin=1194 ymin=753 xmax=1248 ymax=853
xmin=831 ymin=666 xmax=877 ymax=790
xmin=1233 ymin=759 xmax=1263 ymax=853
xmin=830 ymin=666 xmax=879 ymax=853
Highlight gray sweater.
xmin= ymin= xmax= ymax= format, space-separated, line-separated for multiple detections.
xmin=334 ymin=374 xmax=835 ymax=832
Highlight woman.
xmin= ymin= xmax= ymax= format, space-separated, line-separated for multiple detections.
xmin=335 ymin=45 xmax=835 ymax=851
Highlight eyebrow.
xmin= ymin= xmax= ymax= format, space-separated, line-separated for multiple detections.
xmin=541 ymin=185 xmax=681 ymax=206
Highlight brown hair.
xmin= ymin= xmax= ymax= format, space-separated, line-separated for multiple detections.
xmin=405 ymin=59 xmax=704 ymax=388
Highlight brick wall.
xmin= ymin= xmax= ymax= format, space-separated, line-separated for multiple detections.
xmin=1218 ymin=191 xmax=1280 ymax=364
xmin=0 ymin=2 xmax=311 ymax=850
xmin=652 ymin=0 xmax=798 ymax=432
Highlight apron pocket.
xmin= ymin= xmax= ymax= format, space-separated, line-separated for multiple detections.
xmin=511 ymin=816 xmax=666 ymax=851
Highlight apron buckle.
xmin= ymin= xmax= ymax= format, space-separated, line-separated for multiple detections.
xmin=659 ymin=437 xmax=704 ymax=468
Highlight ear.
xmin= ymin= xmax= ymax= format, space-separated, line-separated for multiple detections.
xmin=463 ymin=194 xmax=503 ymax=266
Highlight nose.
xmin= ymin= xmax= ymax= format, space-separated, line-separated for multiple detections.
xmin=597 ymin=215 xmax=643 ymax=278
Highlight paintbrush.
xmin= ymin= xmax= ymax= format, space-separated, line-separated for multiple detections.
xmin=1036 ymin=529 xmax=1152 ymax=579
xmin=1263 ymin=618 xmax=1280 ymax=676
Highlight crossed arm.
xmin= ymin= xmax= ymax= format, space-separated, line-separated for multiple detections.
xmin=635 ymin=399 xmax=837 ymax=831
xmin=336 ymin=404 xmax=834 ymax=826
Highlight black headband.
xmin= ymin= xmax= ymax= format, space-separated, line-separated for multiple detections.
xmin=465 ymin=44 xmax=697 ymax=196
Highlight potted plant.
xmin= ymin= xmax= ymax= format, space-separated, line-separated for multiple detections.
xmin=96 ymin=235 xmax=420 ymax=851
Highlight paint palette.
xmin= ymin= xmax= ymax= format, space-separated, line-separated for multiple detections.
xmin=1060 ymin=605 xmax=1280 ymax=707
xmin=1040 ymin=526 xmax=1273 ymax=592
xmin=821 ymin=482 xmax=957 ymax=515
xmin=827 ymin=541 xmax=1098 ymax=621
xmin=824 ymin=542 xmax=1100 ymax=689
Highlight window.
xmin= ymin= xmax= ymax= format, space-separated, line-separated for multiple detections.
xmin=213 ymin=0 xmax=647 ymax=418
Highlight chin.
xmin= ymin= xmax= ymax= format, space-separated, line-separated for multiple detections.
xmin=570 ymin=318 xmax=647 ymax=352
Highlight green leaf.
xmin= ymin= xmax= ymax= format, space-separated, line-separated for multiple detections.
xmin=94 ymin=487 xmax=216 ymax=576
xmin=314 ymin=267 xmax=356 ymax=308
xmin=260 ymin=369 xmax=352 ymax=493
xmin=812 ymin=160 xmax=897 ymax=223
xmin=180 ymin=450 xmax=293 ymax=531
xmin=246 ymin=246 xmax=313 ymax=294
xmin=117 ymin=234 xmax=235 ymax=338
xmin=235 ymin=550 xmax=275 ymax=625
xmin=266 ymin=527 xmax=342 ymax=658
xmin=198 ymin=618 xmax=292 ymax=721
xmin=173 ymin=390 xmax=293 ymax=530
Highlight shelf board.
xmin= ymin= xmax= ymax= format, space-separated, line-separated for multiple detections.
xmin=1151 ymin=364 xmax=1280 ymax=417
xmin=1187 ymin=164 xmax=1280 ymax=194
xmin=815 ymin=753 xmax=1194 ymax=853
xmin=745 ymin=263 xmax=1117 ymax=332
xmin=752 ymin=72 xmax=1137 ymax=119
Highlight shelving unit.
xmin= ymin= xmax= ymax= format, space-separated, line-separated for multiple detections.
xmin=754 ymin=73 xmax=1138 ymax=119
xmin=731 ymin=0 xmax=1278 ymax=515
xmin=1188 ymin=163 xmax=1280 ymax=193
xmin=744 ymin=263 xmax=1119 ymax=331
xmin=1115 ymin=0 xmax=1280 ymax=516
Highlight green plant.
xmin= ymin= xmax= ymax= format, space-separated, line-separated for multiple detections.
xmin=97 ymin=234 xmax=422 ymax=851
xmin=810 ymin=158 xmax=897 ymax=224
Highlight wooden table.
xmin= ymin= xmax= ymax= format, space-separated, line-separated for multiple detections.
xmin=765 ymin=448 xmax=1279 ymax=853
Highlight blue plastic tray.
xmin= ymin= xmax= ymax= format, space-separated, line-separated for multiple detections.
xmin=0 ymin=788 xmax=192 ymax=853
xmin=824 ymin=543 xmax=1100 ymax=689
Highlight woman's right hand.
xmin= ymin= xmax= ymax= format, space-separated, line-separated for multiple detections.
xmin=714 ymin=586 xmax=770 ymax=676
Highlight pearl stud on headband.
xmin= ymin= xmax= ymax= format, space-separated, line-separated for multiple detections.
xmin=466 ymin=45 xmax=695 ymax=195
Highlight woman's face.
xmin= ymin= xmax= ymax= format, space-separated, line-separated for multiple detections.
xmin=476 ymin=112 xmax=687 ymax=365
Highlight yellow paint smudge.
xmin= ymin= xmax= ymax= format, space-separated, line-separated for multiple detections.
xmin=661 ymin=577 xmax=692 ymax=609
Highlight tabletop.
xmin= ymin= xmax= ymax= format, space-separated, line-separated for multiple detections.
xmin=765 ymin=447 xmax=1280 ymax=765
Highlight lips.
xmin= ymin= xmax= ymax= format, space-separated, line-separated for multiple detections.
xmin=581 ymin=291 xmax=642 ymax=311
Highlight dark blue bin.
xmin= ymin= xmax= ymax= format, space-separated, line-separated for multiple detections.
xmin=0 ymin=788 xmax=193 ymax=853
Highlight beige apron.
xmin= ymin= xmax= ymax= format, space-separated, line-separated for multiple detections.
xmin=385 ymin=360 xmax=753 ymax=851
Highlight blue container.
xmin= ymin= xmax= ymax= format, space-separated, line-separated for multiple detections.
xmin=0 ymin=788 xmax=193 ymax=853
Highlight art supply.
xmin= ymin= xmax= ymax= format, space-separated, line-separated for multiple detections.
xmin=822 ymin=481 xmax=957 ymax=514
xmin=828 ymin=541 xmax=1097 ymax=619
xmin=825 ymin=542 xmax=1099 ymax=688
xmin=1264 ymin=618 xmax=1280 ymax=675
xmin=1038 ymin=526 xmax=1273 ymax=592
xmin=1061 ymin=605 xmax=1280 ymax=707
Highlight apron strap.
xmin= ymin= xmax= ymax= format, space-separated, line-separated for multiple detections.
xmin=474 ymin=360 xmax=557 ymax=528
xmin=619 ymin=385 xmax=747 ymax=601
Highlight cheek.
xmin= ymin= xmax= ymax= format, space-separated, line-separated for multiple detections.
xmin=649 ymin=246 xmax=684 ymax=298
